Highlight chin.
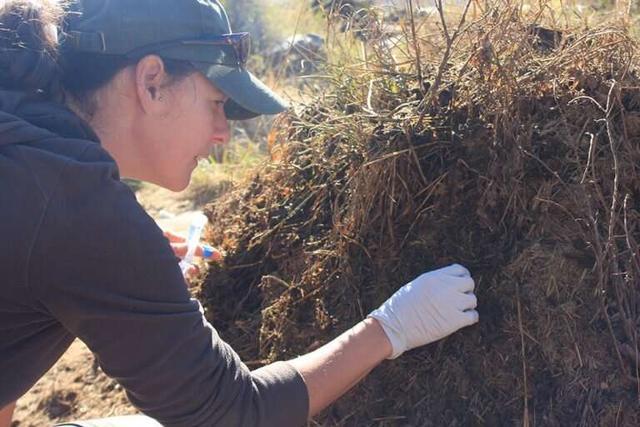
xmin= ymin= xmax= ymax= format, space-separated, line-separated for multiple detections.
xmin=166 ymin=178 xmax=190 ymax=192
xmin=144 ymin=162 xmax=194 ymax=192
xmin=156 ymin=172 xmax=191 ymax=192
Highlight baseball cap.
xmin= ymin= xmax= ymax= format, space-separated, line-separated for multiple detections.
xmin=63 ymin=0 xmax=287 ymax=120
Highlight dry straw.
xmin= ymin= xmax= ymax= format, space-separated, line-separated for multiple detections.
xmin=200 ymin=1 xmax=639 ymax=424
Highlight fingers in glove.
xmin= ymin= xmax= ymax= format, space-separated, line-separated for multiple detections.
xmin=457 ymin=293 xmax=478 ymax=310
xmin=451 ymin=275 xmax=475 ymax=293
xmin=462 ymin=309 xmax=479 ymax=325
xmin=442 ymin=263 xmax=471 ymax=278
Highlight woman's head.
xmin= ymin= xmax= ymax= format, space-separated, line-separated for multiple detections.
xmin=87 ymin=54 xmax=231 ymax=191
xmin=0 ymin=0 xmax=287 ymax=191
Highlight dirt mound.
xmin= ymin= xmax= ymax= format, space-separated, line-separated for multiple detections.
xmin=200 ymin=4 xmax=639 ymax=425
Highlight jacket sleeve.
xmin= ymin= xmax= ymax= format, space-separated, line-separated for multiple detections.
xmin=29 ymin=145 xmax=309 ymax=427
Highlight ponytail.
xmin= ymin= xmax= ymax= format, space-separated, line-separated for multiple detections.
xmin=0 ymin=0 xmax=66 ymax=98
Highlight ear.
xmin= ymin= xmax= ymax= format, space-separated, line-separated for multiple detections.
xmin=135 ymin=55 xmax=171 ymax=115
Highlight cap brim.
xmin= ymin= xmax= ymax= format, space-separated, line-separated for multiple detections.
xmin=193 ymin=63 xmax=288 ymax=120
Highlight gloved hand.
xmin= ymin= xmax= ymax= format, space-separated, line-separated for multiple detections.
xmin=369 ymin=264 xmax=479 ymax=359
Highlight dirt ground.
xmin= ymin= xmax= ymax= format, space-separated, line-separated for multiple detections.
xmin=11 ymin=341 xmax=135 ymax=426
xmin=11 ymin=182 xmax=207 ymax=427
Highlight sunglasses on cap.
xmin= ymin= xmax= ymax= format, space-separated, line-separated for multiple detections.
xmin=126 ymin=32 xmax=251 ymax=68
xmin=124 ymin=32 xmax=252 ymax=68
xmin=65 ymin=30 xmax=252 ymax=68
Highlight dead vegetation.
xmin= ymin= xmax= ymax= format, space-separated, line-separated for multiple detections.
xmin=200 ymin=1 xmax=640 ymax=425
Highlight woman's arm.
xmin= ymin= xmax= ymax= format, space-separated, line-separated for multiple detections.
xmin=289 ymin=264 xmax=479 ymax=418
xmin=289 ymin=318 xmax=391 ymax=416
xmin=0 ymin=401 xmax=15 ymax=427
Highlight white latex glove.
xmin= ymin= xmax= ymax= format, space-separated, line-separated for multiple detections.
xmin=369 ymin=264 xmax=479 ymax=359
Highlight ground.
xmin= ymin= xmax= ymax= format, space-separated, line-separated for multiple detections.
xmin=12 ymin=341 xmax=134 ymax=426
xmin=11 ymin=179 xmax=213 ymax=427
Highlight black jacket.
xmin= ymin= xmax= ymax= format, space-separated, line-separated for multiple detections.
xmin=0 ymin=90 xmax=308 ymax=426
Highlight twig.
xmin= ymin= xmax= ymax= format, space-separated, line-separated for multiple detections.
xmin=365 ymin=78 xmax=381 ymax=115
xmin=406 ymin=0 xmax=423 ymax=88
xmin=603 ymin=82 xmax=620 ymax=253
xmin=516 ymin=282 xmax=530 ymax=427
xmin=263 ymin=275 xmax=294 ymax=290
xmin=589 ymin=210 xmax=629 ymax=379
xmin=417 ymin=0 xmax=474 ymax=127
xmin=579 ymin=132 xmax=596 ymax=184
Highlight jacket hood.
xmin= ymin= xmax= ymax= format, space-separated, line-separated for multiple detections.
xmin=0 ymin=90 xmax=99 ymax=146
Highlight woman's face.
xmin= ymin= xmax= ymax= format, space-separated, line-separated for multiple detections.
xmin=134 ymin=70 xmax=231 ymax=191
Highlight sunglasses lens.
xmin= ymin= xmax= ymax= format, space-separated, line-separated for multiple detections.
xmin=237 ymin=33 xmax=251 ymax=66
xmin=175 ymin=33 xmax=251 ymax=67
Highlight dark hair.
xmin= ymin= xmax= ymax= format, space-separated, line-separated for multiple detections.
xmin=0 ymin=0 xmax=195 ymax=117
xmin=61 ymin=53 xmax=195 ymax=118
xmin=0 ymin=0 xmax=64 ymax=97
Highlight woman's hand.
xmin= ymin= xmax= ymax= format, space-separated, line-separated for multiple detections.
xmin=163 ymin=230 xmax=223 ymax=282
xmin=369 ymin=264 xmax=479 ymax=359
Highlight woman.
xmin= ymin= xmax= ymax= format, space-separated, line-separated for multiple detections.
xmin=0 ymin=1 xmax=479 ymax=426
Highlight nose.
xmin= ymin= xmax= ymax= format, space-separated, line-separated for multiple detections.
xmin=211 ymin=112 xmax=231 ymax=145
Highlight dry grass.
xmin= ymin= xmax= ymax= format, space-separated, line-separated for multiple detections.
xmin=199 ymin=1 xmax=640 ymax=425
